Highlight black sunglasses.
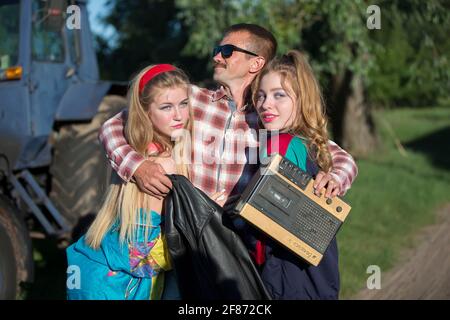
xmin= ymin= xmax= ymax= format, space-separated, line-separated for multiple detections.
xmin=212 ymin=44 xmax=258 ymax=59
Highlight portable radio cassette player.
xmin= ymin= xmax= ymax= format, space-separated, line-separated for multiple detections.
xmin=233 ymin=153 xmax=351 ymax=266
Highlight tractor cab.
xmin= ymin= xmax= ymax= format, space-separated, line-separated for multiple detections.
xmin=0 ymin=0 xmax=109 ymax=173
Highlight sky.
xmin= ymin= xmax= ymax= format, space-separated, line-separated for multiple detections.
xmin=86 ymin=0 xmax=118 ymax=47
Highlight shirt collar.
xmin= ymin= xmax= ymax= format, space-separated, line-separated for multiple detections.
xmin=211 ymin=86 xmax=252 ymax=113
xmin=212 ymin=86 xmax=232 ymax=102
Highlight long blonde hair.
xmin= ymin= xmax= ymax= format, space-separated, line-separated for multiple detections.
xmin=252 ymin=50 xmax=332 ymax=172
xmin=86 ymin=65 xmax=193 ymax=249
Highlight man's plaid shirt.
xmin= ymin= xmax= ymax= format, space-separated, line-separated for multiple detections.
xmin=98 ymin=85 xmax=358 ymax=198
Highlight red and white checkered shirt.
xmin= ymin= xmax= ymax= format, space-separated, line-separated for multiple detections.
xmin=98 ymin=85 xmax=358 ymax=198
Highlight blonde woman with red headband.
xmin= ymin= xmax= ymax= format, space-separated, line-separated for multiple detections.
xmin=66 ymin=64 xmax=193 ymax=300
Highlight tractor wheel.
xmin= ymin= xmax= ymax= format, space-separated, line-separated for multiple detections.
xmin=49 ymin=95 xmax=127 ymax=234
xmin=0 ymin=196 xmax=34 ymax=299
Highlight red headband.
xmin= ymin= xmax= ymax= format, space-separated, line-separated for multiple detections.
xmin=139 ymin=64 xmax=176 ymax=93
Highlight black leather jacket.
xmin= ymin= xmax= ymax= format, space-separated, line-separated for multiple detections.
xmin=164 ymin=175 xmax=271 ymax=300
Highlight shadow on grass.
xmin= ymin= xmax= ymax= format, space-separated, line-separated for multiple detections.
xmin=71 ymin=214 xmax=96 ymax=242
xmin=363 ymin=158 xmax=450 ymax=185
xmin=405 ymin=126 xmax=450 ymax=171
xmin=24 ymin=214 xmax=96 ymax=300
xmin=25 ymin=238 xmax=67 ymax=300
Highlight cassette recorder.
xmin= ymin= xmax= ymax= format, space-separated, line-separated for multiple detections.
xmin=234 ymin=153 xmax=351 ymax=266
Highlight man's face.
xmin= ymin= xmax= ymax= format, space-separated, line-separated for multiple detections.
xmin=213 ymin=31 xmax=255 ymax=86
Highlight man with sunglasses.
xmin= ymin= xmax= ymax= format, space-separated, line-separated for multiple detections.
xmin=98 ymin=23 xmax=357 ymax=206
xmin=214 ymin=44 xmax=259 ymax=59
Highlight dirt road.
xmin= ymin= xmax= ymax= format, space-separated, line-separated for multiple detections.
xmin=354 ymin=203 xmax=450 ymax=300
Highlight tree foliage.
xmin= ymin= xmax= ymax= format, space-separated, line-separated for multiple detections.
xmin=96 ymin=0 xmax=449 ymax=154
xmin=96 ymin=0 xmax=209 ymax=81
xmin=177 ymin=0 xmax=375 ymax=80
xmin=97 ymin=0 xmax=448 ymax=107
xmin=175 ymin=0 xmax=449 ymax=107
xmin=367 ymin=1 xmax=450 ymax=107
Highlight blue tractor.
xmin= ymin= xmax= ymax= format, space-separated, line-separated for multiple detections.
xmin=0 ymin=0 xmax=127 ymax=299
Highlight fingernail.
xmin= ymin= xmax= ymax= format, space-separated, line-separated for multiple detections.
xmin=217 ymin=195 xmax=225 ymax=201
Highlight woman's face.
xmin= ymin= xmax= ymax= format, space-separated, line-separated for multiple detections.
xmin=148 ymin=86 xmax=190 ymax=139
xmin=255 ymin=72 xmax=296 ymax=131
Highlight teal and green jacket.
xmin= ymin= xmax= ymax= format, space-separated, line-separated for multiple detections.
xmin=66 ymin=210 xmax=172 ymax=300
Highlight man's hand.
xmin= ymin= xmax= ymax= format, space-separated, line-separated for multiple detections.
xmin=133 ymin=160 xmax=172 ymax=199
xmin=211 ymin=189 xmax=226 ymax=206
xmin=313 ymin=171 xmax=341 ymax=199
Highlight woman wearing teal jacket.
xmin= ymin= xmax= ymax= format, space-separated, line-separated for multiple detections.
xmin=67 ymin=209 xmax=177 ymax=299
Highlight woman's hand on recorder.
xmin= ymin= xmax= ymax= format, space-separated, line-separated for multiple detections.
xmin=314 ymin=171 xmax=341 ymax=199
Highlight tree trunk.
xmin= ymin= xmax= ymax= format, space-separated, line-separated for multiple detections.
xmin=328 ymin=70 xmax=378 ymax=157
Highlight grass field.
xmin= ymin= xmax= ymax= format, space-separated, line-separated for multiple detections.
xmin=338 ymin=106 xmax=450 ymax=298
xmin=25 ymin=107 xmax=450 ymax=300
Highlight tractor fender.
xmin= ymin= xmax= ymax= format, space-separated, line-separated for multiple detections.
xmin=54 ymin=81 xmax=112 ymax=122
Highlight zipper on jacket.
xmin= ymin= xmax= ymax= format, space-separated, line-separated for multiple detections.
xmin=125 ymin=277 xmax=142 ymax=299
xmin=216 ymin=100 xmax=236 ymax=192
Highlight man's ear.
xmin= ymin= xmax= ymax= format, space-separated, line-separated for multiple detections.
xmin=249 ymin=56 xmax=266 ymax=74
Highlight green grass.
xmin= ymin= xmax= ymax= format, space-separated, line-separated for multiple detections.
xmin=338 ymin=106 xmax=450 ymax=298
